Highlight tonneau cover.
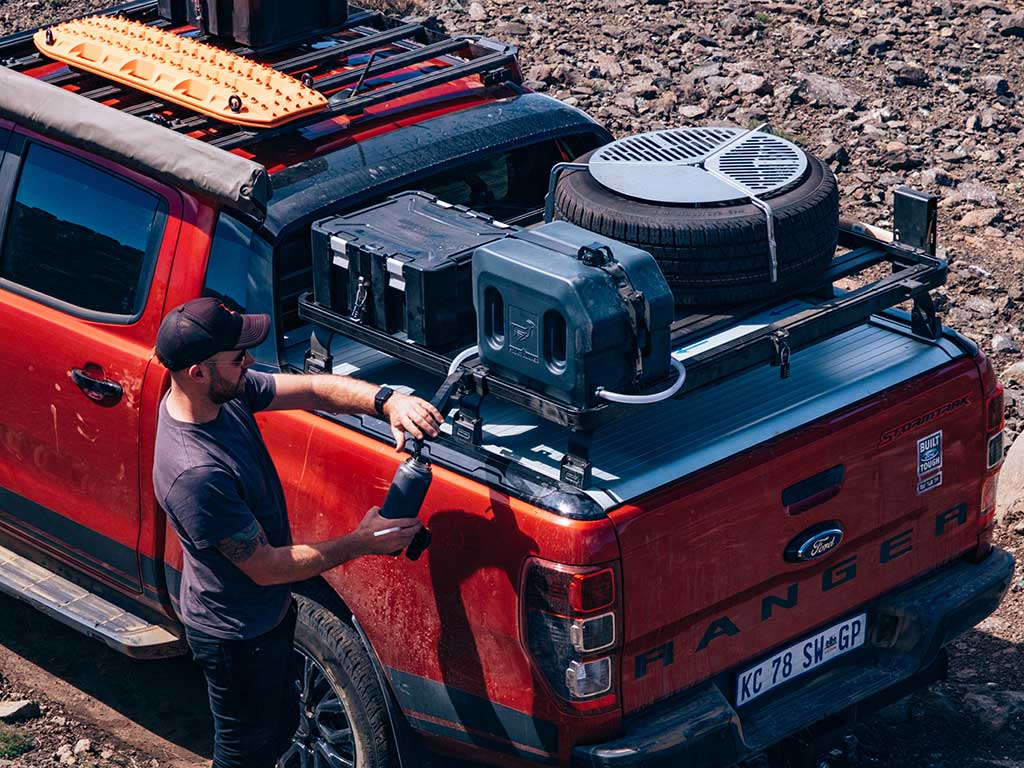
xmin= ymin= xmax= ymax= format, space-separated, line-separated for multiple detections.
xmin=0 ymin=66 xmax=270 ymax=217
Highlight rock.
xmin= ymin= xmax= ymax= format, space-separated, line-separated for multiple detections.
xmin=975 ymin=75 xmax=1010 ymax=95
xmin=721 ymin=14 xmax=756 ymax=37
xmin=679 ymin=104 xmax=707 ymax=119
xmin=100 ymin=750 xmax=114 ymax=760
xmin=73 ymin=739 xmax=91 ymax=756
xmin=467 ymin=2 xmax=486 ymax=20
xmin=821 ymin=143 xmax=850 ymax=166
xmin=880 ymin=143 xmax=924 ymax=170
xmin=588 ymin=53 xmax=623 ymax=79
xmin=864 ymin=34 xmax=894 ymax=55
xmin=921 ymin=167 xmax=956 ymax=186
xmin=0 ymin=700 xmax=39 ymax=722
xmin=962 ymin=689 xmax=1024 ymax=731
xmin=689 ymin=63 xmax=721 ymax=81
xmin=998 ymin=12 xmax=1024 ymax=36
xmin=893 ymin=62 xmax=930 ymax=86
xmin=793 ymin=72 xmax=862 ymax=108
xmin=734 ymin=73 xmax=770 ymax=95
xmin=496 ymin=21 xmax=529 ymax=36
xmin=959 ymin=208 xmax=1002 ymax=228
xmin=997 ymin=434 xmax=1024 ymax=523
xmin=1003 ymin=361 xmax=1024 ymax=385
xmin=958 ymin=182 xmax=999 ymax=204
xmin=991 ymin=334 xmax=1020 ymax=353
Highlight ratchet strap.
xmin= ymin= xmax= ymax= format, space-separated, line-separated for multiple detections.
xmin=511 ymin=233 xmax=651 ymax=385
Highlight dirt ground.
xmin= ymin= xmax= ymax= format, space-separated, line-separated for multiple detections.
xmin=0 ymin=0 xmax=1023 ymax=765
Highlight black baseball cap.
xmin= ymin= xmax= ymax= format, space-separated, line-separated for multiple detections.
xmin=156 ymin=297 xmax=270 ymax=371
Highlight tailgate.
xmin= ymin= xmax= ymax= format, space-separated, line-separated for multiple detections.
xmin=611 ymin=355 xmax=987 ymax=714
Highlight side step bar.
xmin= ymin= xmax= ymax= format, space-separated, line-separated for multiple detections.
xmin=0 ymin=543 xmax=185 ymax=659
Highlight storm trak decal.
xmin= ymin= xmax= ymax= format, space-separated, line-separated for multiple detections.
xmin=877 ymin=395 xmax=970 ymax=446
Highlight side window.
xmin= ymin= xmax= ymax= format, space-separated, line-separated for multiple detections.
xmin=0 ymin=142 xmax=166 ymax=318
xmin=204 ymin=212 xmax=278 ymax=365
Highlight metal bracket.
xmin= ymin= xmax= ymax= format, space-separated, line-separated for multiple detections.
xmin=701 ymin=123 xmax=779 ymax=282
xmin=452 ymin=390 xmax=484 ymax=446
xmin=543 ymin=162 xmax=590 ymax=223
xmin=911 ymin=292 xmax=942 ymax=341
xmin=560 ymin=430 xmax=594 ymax=489
xmin=893 ymin=187 xmax=938 ymax=256
xmin=769 ymin=329 xmax=791 ymax=379
xmin=304 ymin=327 xmax=334 ymax=374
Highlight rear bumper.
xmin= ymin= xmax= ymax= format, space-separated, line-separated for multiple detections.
xmin=572 ymin=547 xmax=1015 ymax=768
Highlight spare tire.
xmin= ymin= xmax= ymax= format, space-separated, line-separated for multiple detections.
xmin=553 ymin=147 xmax=840 ymax=306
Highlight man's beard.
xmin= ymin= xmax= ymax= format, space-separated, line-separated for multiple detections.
xmin=208 ymin=367 xmax=245 ymax=405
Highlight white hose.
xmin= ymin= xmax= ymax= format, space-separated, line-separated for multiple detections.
xmin=595 ymin=357 xmax=686 ymax=404
xmin=448 ymin=345 xmax=480 ymax=377
xmin=450 ymin=345 xmax=686 ymax=406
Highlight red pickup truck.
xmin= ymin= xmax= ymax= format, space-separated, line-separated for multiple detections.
xmin=0 ymin=2 xmax=1014 ymax=767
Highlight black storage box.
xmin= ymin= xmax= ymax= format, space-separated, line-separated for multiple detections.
xmin=311 ymin=192 xmax=511 ymax=351
xmin=173 ymin=0 xmax=347 ymax=49
xmin=157 ymin=0 xmax=189 ymax=25
xmin=473 ymin=222 xmax=675 ymax=410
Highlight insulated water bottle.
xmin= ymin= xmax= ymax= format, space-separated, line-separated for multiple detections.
xmin=379 ymin=451 xmax=433 ymax=560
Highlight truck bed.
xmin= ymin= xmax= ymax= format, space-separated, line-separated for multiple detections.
xmin=283 ymin=302 xmax=967 ymax=511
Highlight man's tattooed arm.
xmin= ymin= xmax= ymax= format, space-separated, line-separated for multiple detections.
xmin=217 ymin=519 xmax=269 ymax=564
xmin=209 ymin=508 xmax=422 ymax=586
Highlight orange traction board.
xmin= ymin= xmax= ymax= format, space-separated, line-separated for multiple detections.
xmin=34 ymin=16 xmax=328 ymax=128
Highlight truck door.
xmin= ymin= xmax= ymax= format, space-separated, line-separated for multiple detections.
xmin=0 ymin=132 xmax=181 ymax=593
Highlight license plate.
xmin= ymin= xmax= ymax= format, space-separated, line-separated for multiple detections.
xmin=735 ymin=613 xmax=867 ymax=707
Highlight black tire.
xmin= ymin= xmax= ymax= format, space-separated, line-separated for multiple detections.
xmin=280 ymin=593 xmax=396 ymax=768
xmin=553 ymin=148 xmax=840 ymax=306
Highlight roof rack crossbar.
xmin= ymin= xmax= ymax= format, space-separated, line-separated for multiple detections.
xmin=162 ymin=33 xmax=472 ymax=138
xmin=326 ymin=50 xmax=518 ymax=112
xmin=273 ymin=21 xmax=426 ymax=74
xmin=210 ymin=49 xmax=518 ymax=150
xmin=312 ymin=36 xmax=471 ymax=92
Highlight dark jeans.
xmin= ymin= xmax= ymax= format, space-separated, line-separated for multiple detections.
xmin=186 ymin=601 xmax=300 ymax=768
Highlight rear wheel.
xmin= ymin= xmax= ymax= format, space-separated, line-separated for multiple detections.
xmin=279 ymin=594 xmax=396 ymax=768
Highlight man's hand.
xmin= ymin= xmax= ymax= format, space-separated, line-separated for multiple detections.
xmin=383 ymin=393 xmax=443 ymax=451
xmin=352 ymin=506 xmax=423 ymax=555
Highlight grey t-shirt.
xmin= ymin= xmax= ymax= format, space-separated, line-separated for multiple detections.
xmin=153 ymin=370 xmax=292 ymax=640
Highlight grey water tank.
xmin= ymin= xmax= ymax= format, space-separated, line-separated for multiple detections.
xmin=473 ymin=221 xmax=674 ymax=410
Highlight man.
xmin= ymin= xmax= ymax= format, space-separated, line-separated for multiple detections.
xmin=151 ymin=297 xmax=442 ymax=768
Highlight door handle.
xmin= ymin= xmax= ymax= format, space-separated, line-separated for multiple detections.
xmin=70 ymin=365 xmax=123 ymax=406
xmin=782 ymin=465 xmax=845 ymax=515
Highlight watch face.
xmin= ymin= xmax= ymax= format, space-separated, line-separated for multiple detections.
xmin=375 ymin=387 xmax=393 ymax=414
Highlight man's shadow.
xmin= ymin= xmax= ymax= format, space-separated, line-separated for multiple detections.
xmin=426 ymin=487 xmax=557 ymax=760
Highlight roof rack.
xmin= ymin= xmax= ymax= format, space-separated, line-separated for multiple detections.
xmin=1 ymin=0 xmax=521 ymax=153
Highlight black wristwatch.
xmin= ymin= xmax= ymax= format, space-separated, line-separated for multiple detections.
xmin=374 ymin=386 xmax=395 ymax=416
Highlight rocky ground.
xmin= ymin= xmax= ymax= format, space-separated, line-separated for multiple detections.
xmin=1 ymin=0 xmax=1023 ymax=765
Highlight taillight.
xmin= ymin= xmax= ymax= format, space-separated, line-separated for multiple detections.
xmin=521 ymin=558 xmax=622 ymax=712
xmin=974 ymin=382 xmax=1004 ymax=561
xmin=988 ymin=432 xmax=1005 ymax=470
xmin=986 ymin=383 xmax=1004 ymax=432
xmin=971 ymin=472 xmax=999 ymax=562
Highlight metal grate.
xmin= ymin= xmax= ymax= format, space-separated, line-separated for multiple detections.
xmin=587 ymin=127 xmax=808 ymax=204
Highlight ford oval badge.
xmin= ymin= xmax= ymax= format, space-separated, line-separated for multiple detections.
xmin=784 ymin=522 xmax=844 ymax=563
